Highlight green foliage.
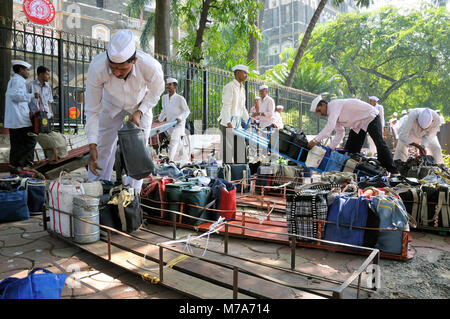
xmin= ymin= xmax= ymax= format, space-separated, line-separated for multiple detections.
xmin=172 ymin=0 xmax=262 ymax=66
xmin=305 ymin=5 xmax=450 ymax=117
xmin=262 ymin=50 xmax=342 ymax=96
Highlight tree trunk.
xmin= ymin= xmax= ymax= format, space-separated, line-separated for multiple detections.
xmin=154 ymin=0 xmax=170 ymax=57
xmin=184 ymin=0 xmax=213 ymax=106
xmin=190 ymin=0 xmax=213 ymax=64
xmin=247 ymin=0 xmax=263 ymax=68
xmin=284 ymin=0 xmax=327 ymax=87
xmin=0 ymin=0 xmax=13 ymax=128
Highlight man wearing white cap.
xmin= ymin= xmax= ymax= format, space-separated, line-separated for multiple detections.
xmin=218 ymin=64 xmax=250 ymax=164
xmin=4 ymin=60 xmax=40 ymax=173
xmin=85 ymin=29 xmax=165 ymax=192
xmin=308 ymin=96 xmax=399 ymax=174
xmin=389 ymin=112 xmax=400 ymax=149
xmin=254 ymin=85 xmax=275 ymax=129
xmin=367 ymin=96 xmax=385 ymax=155
xmin=273 ymin=105 xmax=284 ymax=129
xmin=393 ymin=108 xmax=443 ymax=164
xmin=157 ymin=77 xmax=190 ymax=162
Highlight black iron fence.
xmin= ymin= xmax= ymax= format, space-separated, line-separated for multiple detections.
xmin=0 ymin=17 xmax=326 ymax=135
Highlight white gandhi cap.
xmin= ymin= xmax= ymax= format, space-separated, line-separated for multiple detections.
xmin=107 ymin=29 xmax=136 ymax=63
xmin=166 ymin=77 xmax=178 ymax=84
xmin=232 ymin=64 xmax=249 ymax=73
xmin=369 ymin=96 xmax=379 ymax=102
xmin=310 ymin=95 xmax=322 ymax=112
xmin=12 ymin=60 xmax=31 ymax=69
xmin=276 ymin=105 xmax=284 ymax=110
xmin=418 ymin=108 xmax=433 ymax=129
xmin=259 ymin=84 xmax=268 ymax=90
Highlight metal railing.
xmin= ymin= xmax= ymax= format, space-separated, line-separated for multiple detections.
xmin=43 ymin=196 xmax=381 ymax=299
xmin=0 ymin=16 xmax=327 ymax=135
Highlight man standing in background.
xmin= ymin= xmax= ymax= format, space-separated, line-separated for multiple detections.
xmin=27 ymin=66 xmax=54 ymax=125
xmin=4 ymin=60 xmax=40 ymax=173
xmin=157 ymin=77 xmax=190 ymax=163
xmin=218 ymin=64 xmax=250 ymax=164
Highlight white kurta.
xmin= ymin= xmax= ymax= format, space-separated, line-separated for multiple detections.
xmin=272 ymin=111 xmax=284 ymax=129
xmin=4 ymin=74 xmax=33 ymax=129
xmin=158 ymin=93 xmax=190 ymax=161
xmin=258 ymin=95 xmax=275 ymax=128
xmin=218 ymin=79 xmax=249 ymax=127
xmin=27 ymin=80 xmax=54 ymax=118
xmin=84 ymin=50 xmax=165 ymax=191
xmin=312 ymin=98 xmax=379 ymax=150
xmin=393 ymin=108 xmax=443 ymax=164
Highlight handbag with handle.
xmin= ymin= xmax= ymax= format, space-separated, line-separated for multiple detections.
xmin=0 ymin=267 xmax=67 ymax=299
xmin=117 ymin=121 xmax=155 ymax=180
xmin=30 ymin=97 xmax=51 ymax=134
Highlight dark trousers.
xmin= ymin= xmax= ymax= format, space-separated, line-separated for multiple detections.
xmin=220 ymin=125 xmax=248 ymax=164
xmin=9 ymin=126 xmax=36 ymax=168
xmin=343 ymin=115 xmax=398 ymax=173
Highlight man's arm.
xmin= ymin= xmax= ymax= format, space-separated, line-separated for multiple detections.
xmin=221 ymin=84 xmax=233 ymax=127
xmin=9 ymin=78 xmax=34 ymax=103
xmin=328 ymin=124 xmax=345 ymax=150
xmin=137 ymin=58 xmax=165 ymax=116
xmin=179 ymin=96 xmax=190 ymax=122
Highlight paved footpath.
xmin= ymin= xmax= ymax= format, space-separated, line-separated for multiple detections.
xmin=0 ymin=216 xmax=187 ymax=299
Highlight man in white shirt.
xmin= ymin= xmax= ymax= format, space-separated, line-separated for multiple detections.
xmin=394 ymin=108 xmax=444 ymax=164
xmin=308 ymin=96 xmax=399 ymax=174
xmin=367 ymin=96 xmax=385 ymax=155
xmin=27 ymin=66 xmax=54 ymax=119
xmin=272 ymin=105 xmax=284 ymax=129
xmin=218 ymin=64 xmax=250 ymax=164
xmin=254 ymin=85 xmax=275 ymax=129
xmin=85 ymin=29 xmax=165 ymax=192
xmin=4 ymin=60 xmax=40 ymax=173
xmin=157 ymin=77 xmax=190 ymax=162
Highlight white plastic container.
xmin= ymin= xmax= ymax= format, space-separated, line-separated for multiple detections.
xmin=47 ymin=176 xmax=84 ymax=237
xmin=305 ymin=146 xmax=327 ymax=168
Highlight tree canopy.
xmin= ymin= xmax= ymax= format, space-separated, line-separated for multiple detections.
xmin=304 ymin=5 xmax=449 ymax=117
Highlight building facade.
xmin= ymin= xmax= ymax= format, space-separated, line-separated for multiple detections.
xmin=13 ymin=0 xmax=146 ymax=44
xmin=259 ymin=0 xmax=356 ymax=74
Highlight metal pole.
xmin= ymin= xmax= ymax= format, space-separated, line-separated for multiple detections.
xmin=107 ymin=230 xmax=111 ymax=261
xmin=290 ymin=235 xmax=296 ymax=270
xmin=224 ymin=223 xmax=229 ymax=254
xmin=202 ymin=69 xmax=208 ymax=133
xmin=57 ymin=36 xmax=64 ymax=134
xmin=159 ymin=246 xmax=164 ymax=283
xmin=233 ymin=266 xmax=238 ymax=299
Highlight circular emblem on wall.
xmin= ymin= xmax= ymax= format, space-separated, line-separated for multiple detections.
xmin=23 ymin=0 xmax=56 ymax=25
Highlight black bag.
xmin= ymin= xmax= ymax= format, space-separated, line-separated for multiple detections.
xmin=223 ymin=164 xmax=251 ymax=193
xmin=395 ymin=185 xmax=422 ymax=226
xmin=100 ymin=186 xmax=142 ymax=233
xmin=277 ymin=126 xmax=309 ymax=162
xmin=117 ymin=121 xmax=155 ymax=180
xmin=420 ymin=185 xmax=450 ymax=228
xmin=286 ymin=190 xmax=329 ymax=242
xmin=358 ymin=175 xmax=390 ymax=189
xmin=99 ymin=194 xmax=121 ymax=230
xmin=30 ymin=97 xmax=51 ymax=134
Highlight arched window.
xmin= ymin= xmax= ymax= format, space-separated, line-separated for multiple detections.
xmin=92 ymin=24 xmax=110 ymax=41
